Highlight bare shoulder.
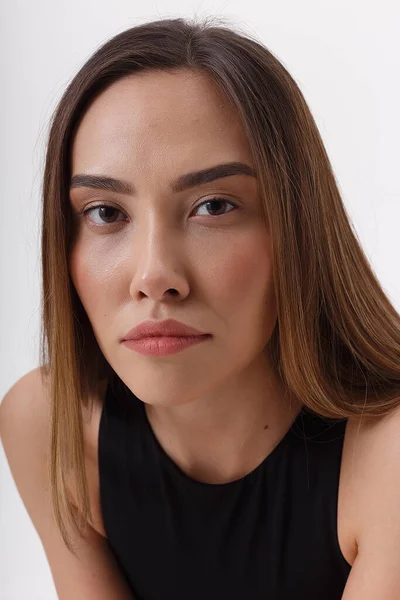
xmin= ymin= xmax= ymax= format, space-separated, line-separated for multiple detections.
xmin=0 ymin=366 xmax=103 ymax=468
xmin=0 ymin=368 xmax=134 ymax=599
xmin=0 ymin=366 xmax=49 ymax=412
xmin=343 ymin=402 xmax=400 ymax=486
xmin=337 ymin=402 xmax=400 ymax=598
xmin=339 ymin=402 xmax=400 ymax=561
xmin=0 ymin=367 xmax=51 ymax=471
xmin=0 ymin=367 xmax=107 ymax=533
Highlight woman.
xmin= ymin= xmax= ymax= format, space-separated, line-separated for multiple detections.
xmin=1 ymin=16 xmax=400 ymax=600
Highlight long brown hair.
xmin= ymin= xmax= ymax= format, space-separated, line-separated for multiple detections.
xmin=39 ymin=15 xmax=400 ymax=552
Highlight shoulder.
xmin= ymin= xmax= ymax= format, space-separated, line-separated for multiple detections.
xmin=1 ymin=365 xmax=49 ymax=410
xmin=343 ymin=402 xmax=400 ymax=505
xmin=339 ymin=402 xmax=400 ymax=597
xmin=0 ymin=367 xmax=105 ymax=514
xmin=0 ymin=370 xmax=137 ymax=598
xmin=1 ymin=367 xmax=107 ymax=534
xmin=0 ymin=367 xmax=51 ymax=463
xmin=0 ymin=366 xmax=56 ymax=553
xmin=0 ymin=367 xmax=103 ymax=459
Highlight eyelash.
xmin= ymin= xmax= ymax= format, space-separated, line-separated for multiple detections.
xmin=80 ymin=197 xmax=238 ymax=228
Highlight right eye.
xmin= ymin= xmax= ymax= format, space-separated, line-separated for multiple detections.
xmin=81 ymin=204 xmax=127 ymax=227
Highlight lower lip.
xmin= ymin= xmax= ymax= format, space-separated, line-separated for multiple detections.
xmin=122 ymin=335 xmax=211 ymax=356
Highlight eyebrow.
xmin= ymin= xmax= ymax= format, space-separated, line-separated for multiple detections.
xmin=69 ymin=162 xmax=257 ymax=195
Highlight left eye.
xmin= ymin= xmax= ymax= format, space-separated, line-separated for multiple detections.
xmin=193 ymin=197 xmax=236 ymax=217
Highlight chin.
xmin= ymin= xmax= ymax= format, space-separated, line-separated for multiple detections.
xmin=119 ymin=372 xmax=204 ymax=407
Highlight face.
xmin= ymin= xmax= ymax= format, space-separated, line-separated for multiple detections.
xmin=69 ymin=69 xmax=277 ymax=406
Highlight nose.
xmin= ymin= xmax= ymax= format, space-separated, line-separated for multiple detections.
xmin=129 ymin=221 xmax=190 ymax=304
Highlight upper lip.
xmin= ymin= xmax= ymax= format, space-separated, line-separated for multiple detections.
xmin=122 ymin=319 xmax=209 ymax=341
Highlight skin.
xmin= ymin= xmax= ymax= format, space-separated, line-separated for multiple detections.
xmin=69 ymin=67 xmax=302 ymax=485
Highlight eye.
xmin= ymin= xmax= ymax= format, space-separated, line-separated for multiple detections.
xmin=81 ymin=204 xmax=126 ymax=226
xmin=193 ymin=197 xmax=237 ymax=217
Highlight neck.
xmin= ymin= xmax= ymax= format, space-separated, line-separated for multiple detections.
xmin=145 ymin=351 xmax=302 ymax=484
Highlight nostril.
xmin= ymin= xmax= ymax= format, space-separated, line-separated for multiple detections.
xmin=167 ymin=288 xmax=179 ymax=296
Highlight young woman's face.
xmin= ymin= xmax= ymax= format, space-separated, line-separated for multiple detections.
xmin=69 ymin=69 xmax=277 ymax=406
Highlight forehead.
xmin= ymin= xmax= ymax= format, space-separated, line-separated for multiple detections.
xmin=70 ymin=69 xmax=252 ymax=176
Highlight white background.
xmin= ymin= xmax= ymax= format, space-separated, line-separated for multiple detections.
xmin=1 ymin=0 xmax=399 ymax=598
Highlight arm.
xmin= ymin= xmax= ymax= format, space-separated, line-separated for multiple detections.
xmin=0 ymin=368 xmax=136 ymax=600
xmin=341 ymin=404 xmax=400 ymax=599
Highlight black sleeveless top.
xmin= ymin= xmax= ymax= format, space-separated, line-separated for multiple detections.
xmin=98 ymin=381 xmax=352 ymax=600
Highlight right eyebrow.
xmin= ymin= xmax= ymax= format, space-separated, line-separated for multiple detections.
xmin=69 ymin=161 xmax=257 ymax=195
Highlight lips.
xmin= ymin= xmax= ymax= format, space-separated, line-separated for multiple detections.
xmin=121 ymin=318 xmax=209 ymax=341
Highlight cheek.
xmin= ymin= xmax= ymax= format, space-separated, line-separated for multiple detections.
xmin=203 ymin=230 xmax=274 ymax=313
xmin=68 ymin=240 xmax=117 ymax=319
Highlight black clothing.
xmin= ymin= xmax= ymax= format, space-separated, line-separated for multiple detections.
xmin=99 ymin=382 xmax=352 ymax=599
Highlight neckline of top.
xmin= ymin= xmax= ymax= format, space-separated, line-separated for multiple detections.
xmin=138 ymin=398 xmax=307 ymax=490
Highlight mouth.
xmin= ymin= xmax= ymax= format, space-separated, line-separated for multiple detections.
xmin=121 ymin=318 xmax=210 ymax=342
xmin=122 ymin=333 xmax=211 ymax=357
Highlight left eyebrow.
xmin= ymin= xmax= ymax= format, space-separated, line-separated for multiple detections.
xmin=69 ymin=161 xmax=257 ymax=195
